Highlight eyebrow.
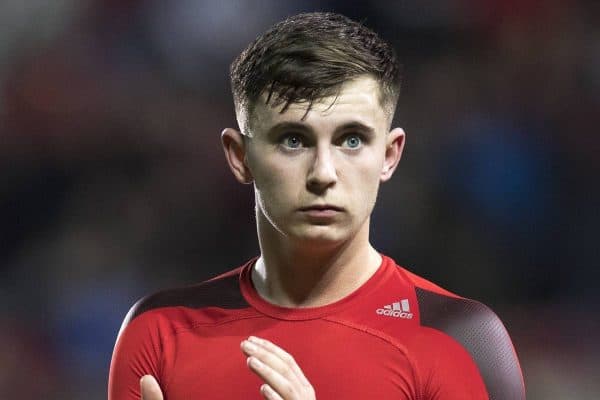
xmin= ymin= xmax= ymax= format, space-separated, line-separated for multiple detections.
xmin=267 ymin=122 xmax=310 ymax=135
xmin=337 ymin=121 xmax=376 ymax=136
xmin=267 ymin=121 xmax=376 ymax=136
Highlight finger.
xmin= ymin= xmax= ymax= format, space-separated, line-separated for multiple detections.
xmin=140 ymin=375 xmax=164 ymax=400
xmin=247 ymin=336 xmax=311 ymax=386
xmin=241 ymin=340 xmax=295 ymax=382
xmin=247 ymin=355 xmax=295 ymax=399
xmin=260 ymin=383 xmax=284 ymax=400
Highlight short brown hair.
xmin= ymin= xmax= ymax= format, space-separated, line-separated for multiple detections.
xmin=230 ymin=12 xmax=401 ymax=133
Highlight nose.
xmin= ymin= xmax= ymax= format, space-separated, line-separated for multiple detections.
xmin=306 ymin=145 xmax=337 ymax=193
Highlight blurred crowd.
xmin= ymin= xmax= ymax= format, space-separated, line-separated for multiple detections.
xmin=1 ymin=1 xmax=598 ymax=399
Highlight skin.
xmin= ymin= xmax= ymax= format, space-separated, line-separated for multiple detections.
xmin=140 ymin=75 xmax=405 ymax=399
xmin=224 ymin=76 xmax=405 ymax=307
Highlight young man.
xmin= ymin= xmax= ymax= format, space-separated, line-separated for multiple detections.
xmin=109 ymin=12 xmax=525 ymax=400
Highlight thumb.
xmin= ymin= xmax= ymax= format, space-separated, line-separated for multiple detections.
xmin=140 ymin=375 xmax=164 ymax=400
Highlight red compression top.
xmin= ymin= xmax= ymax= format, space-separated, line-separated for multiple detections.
xmin=108 ymin=254 xmax=525 ymax=399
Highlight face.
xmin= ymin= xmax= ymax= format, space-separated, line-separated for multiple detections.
xmin=225 ymin=76 xmax=404 ymax=247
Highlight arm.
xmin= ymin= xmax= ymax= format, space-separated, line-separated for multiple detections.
xmin=108 ymin=304 xmax=164 ymax=400
xmin=415 ymin=287 xmax=526 ymax=399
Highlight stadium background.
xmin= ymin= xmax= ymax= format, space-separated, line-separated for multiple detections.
xmin=1 ymin=1 xmax=598 ymax=399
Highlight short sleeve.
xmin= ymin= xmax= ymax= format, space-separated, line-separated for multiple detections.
xmin=415 ymin=328 xmax=490 ymax=399
xmin=108 ymin=301 xmax=164 ymax=400
xmin=415 ymin=287 xmax=526 ymax=400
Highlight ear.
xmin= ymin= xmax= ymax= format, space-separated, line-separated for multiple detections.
xmin=380 ymin=127 xmax=405 ymax=182
xmin=221 ymin=128 xmax=254 ymax=184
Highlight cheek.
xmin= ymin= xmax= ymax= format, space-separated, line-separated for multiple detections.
xmin=252 ymin=158 xmax=300 ymax=208
xmin=357 ymin=174 xmax=381 ymax=206
xmin=350 ymin=155 xmax=384 ymax=209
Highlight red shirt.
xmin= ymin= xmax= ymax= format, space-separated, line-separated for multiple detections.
xmin=108 ymin=255 xmax=525 ymax=399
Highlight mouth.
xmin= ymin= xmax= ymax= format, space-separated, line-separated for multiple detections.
xmin=298 ymin=205 xmax=344 ymax=219
xmin=298 ymin=205 xmax=344 ymax=212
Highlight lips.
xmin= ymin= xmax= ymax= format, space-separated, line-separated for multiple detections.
xmin=298 ymin=205 xmax=344 ymax=211
xmin=298 ymin=205 xmax=344 ymax=220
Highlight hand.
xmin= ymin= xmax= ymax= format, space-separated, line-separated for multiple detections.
xmin=241 ymin=336 xmax=316 ymax=400
xmin=140 ymin=375 xmax=164 ymax=400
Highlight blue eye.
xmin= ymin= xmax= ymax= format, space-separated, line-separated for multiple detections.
xmin=343 ymin=135 xmax=362 ymax=149
xmin=282 ymin=134 xmax=303 ymax=149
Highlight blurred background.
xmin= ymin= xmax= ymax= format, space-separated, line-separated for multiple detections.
xmin=1 ymin=0 xmax=598 ymax=399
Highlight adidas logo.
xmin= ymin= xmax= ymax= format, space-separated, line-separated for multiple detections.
xmin=376 ymin=299 xmax=413 ymax=319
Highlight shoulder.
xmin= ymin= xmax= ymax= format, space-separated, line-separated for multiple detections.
xmin=400 ymin=266 xmax=459 ymax=298
xmin=402 ymin=268 xmax=526 ymax=400
xmin=118 ymin=265 xmax=250 ymax=337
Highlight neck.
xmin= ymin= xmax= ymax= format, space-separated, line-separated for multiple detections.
xmin=252 ymin=210 xmax=382 ymax=308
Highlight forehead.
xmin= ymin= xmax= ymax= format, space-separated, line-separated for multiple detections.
xmin=249 ymin=76 xmax=389 ymax=135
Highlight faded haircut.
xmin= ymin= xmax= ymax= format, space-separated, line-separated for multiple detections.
xmin=230 ymin=12 xmax=402 ymax=135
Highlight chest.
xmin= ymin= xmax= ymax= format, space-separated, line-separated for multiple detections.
xmin=162 ymin=320 xmax=416 ymax=400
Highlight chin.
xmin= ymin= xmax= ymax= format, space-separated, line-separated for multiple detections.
xmin=288 ymin=225 xmax=352 ymax=247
